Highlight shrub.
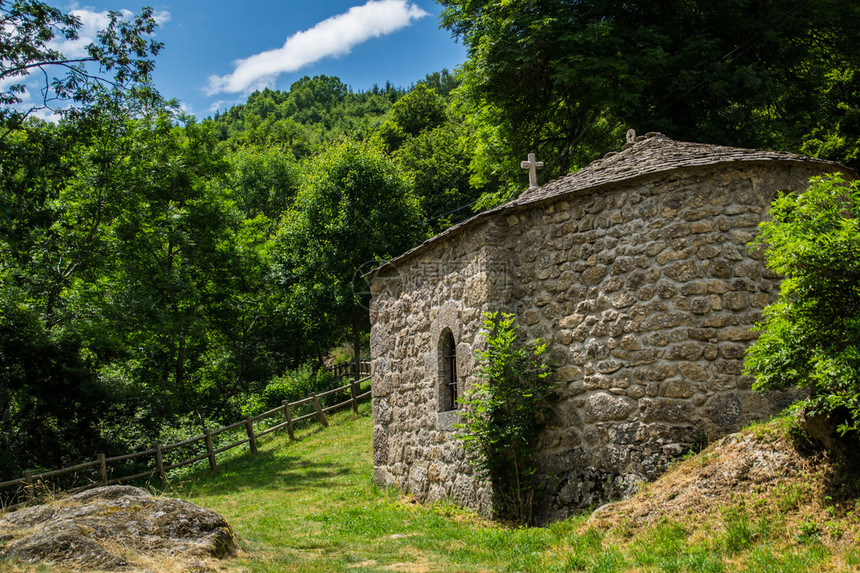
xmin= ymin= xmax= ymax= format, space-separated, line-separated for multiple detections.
xmin=456 ymin=312 xmax=555 ymax=524
xmin=745 ymin=173 xmax=860 ymax=437
xmin=268 ymin=364 xmax=335 ymax=402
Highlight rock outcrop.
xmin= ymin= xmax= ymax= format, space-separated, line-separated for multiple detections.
xmin=0 ymin=485 xmax=236 ymax=570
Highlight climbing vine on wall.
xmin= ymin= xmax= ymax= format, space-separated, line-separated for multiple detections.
xmin=456 ymin=312 xmax=555 ymax=524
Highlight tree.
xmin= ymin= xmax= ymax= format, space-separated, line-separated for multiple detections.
xmin=397 ymin=122 xmax=483 ymax=232
xmin=440 ymin=0 xmax=860 ymax=188
xmin=0 ymin=291 xmax=121 ymax=480
xmin=0 ymin=1 xmax=166 ymax=474
xmin=418 ymin=69 xmax=459 ymax=98
xmin=272 ymin=139 xmax=425 ymax=370
xmin=801 ymin=69 xmax=860 ymax=171
xmin=0 ymin=1 xmax=162 ymax=128
xmin=745 ymin=174 xmax=860 ymax=437
xmin=376 ymin=84 xmax=447 ymax=152
xmin=456 ymin=312 xmax=554 ymax=524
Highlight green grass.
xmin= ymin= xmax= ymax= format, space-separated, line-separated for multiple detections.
xmin=171 ymin=403 xmax=620 ymax=572
xmin=5 ymin=407 xmax=860 ymax=572
xmin=164 ymin=406 xmax=854 ymax=572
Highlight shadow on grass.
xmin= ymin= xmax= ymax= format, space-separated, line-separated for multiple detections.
xmin=168 ymin=410 xmax=372 ymax=499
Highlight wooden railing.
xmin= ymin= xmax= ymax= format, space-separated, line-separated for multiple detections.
xmin=330 ymin=359 xmax=371 ymax=380
xmin=0 ymin=376 xmax=371 ymax=508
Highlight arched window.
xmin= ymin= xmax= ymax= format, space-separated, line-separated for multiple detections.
xmin=439 ymin=329 xmax=458 ymax=411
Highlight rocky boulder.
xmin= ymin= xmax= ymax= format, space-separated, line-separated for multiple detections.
xmin=0 ymin=485 xmax=236 ymax=570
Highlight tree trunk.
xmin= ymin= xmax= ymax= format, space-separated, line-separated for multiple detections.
xmin=0 ymin=388 xmax=11 ymax=451
xmin=353 ymin=312 xmax=361 ymax=380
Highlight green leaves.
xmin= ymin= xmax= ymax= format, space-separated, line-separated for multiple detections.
xmin=0 ymin=1 xmax=162 ymax=126
xmin=456 ymin=312 xmax=554 ymax=524
xmin=746 ymin=173 xmax=860 ymax=436
xmin=441 ymin=0 xmax=860 ymax=187
xmin=271 ymin=138 xmax=425 ymax=356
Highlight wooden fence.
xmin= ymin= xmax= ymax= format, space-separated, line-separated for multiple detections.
xmin=0 ymin=376 xmax=371 ymax=508
xmin=330 ymin=359 xmax=371 ymax=380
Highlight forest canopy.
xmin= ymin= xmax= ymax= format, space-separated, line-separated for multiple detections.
xmin=440 ymin=0 xmax=860 ymax=186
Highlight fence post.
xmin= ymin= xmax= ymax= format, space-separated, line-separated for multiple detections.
xmin=22 ymin=470 xmax=34 ymax=503
xmin=97 ymin=453 xmax=107 ymax=484
xmin=244 ymin=415 xmax=258 ymax=454
xmin=311 ymin=393 xmax=328 ymax=427
xmin=154 ymin=444 xmax=167 ymax=486
xmin=282 ymin=400 xmax=295 ymax=440
xmin=350 ymin=380 xmax=359 ymax=413
xmin=204 ymin=429 xmax=217 ymax=470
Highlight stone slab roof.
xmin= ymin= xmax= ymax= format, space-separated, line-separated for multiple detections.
xmin=517 ymin=132 xmax=843 ymax=205
xmin=370 ymin=133 xmax=851 ymax=276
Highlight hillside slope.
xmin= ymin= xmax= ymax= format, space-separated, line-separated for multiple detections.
xmin=590 ymin=419 xmax=860 ymax=552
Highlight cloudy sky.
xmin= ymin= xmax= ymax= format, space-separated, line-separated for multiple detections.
xmin=42 ymin=1 xmax=465 ymax=118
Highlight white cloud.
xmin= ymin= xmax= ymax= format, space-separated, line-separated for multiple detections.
xmin=206 ymin=0 xmax=428 ymax=95
xmin=208 ymin=98 xmax=244 ymax=114
xmin=49 ymin=7 xmax=171 ymax=58
xmin=30 ymin=107 xmax=63 ymax=124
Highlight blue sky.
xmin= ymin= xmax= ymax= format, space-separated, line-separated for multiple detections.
xmin=52 ymin=1 xmax=466 ymax=119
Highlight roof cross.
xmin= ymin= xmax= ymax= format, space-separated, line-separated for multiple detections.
xmin=521 ymin=153 xmax=544 ymax=189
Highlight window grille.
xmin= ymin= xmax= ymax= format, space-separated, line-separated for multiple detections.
xmin=445 ymin=331 xmax=458 ymax=409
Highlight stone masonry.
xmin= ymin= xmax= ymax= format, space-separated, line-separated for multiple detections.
xmin=369 ymin=133 xmax=854 ymax=522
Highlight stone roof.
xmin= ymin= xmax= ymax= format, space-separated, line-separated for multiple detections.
xmin=517 ymin=132 xmax=841 ymax=205
xmin=370 ymin=133 xmax=849 ymax=275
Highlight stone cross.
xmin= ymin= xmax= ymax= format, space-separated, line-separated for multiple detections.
xmin=521 ymin=153 xmax=544 ymax=189
xmin=626 ymin=129 xmax=637 ymax=144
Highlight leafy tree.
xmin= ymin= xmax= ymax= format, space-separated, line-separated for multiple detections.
xmin=0 ymin=0 xmax=162 ymax=128
xmin=801 ymin=69 xmax=860 ymax=171
xmin=397 ymin=122 xmax=483 ymax=232
xmin=440 ymin=0 xmax=860 ymax=188
xmin=745 ymin=174 xmax=860 ymax=437
xmin=456 ymin=312 xmax=554 ymax=524
xmin=0 ymin=97 xmax=278 ymax=473
xmin=0 ymin=290 xmax=123 ymax=479
xmin=226 ymin=145 xmax=300 ymax=221
xmin=0 ymin=0 xmax=167 ymax=473
xmin=272 ymin=139 xmax=425 ymax=369
xmin=210 ymin=75 xmax=404 ymax=157
xmin=418 ymin=69 xmax=459 ymax=98
xmin=377 ymin=84 xmax=446 ymax=151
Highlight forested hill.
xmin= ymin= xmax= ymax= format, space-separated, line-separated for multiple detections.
xmin=209 ymin=76 xmax=407 ymax=157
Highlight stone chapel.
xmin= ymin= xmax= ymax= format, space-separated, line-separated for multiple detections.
xmin=368 ymin=132 xmax=854 ymax=522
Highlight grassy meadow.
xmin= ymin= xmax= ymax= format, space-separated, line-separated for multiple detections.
xmin=4 ymin=403 xmax=860 ymax=572
xmin=167 ymin=404 xmax=859 ymax=573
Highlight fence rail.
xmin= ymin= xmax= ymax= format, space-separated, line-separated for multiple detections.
xmin=0 ymin=376 xmax=371 ymax=508
xmin=330 ymin=359 xmax=370 ymax=380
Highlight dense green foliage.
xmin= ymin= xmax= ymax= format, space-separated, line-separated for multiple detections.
xmin=746 ymin=174 xmax=860 ymax=436
xmin=271 ymin=139 xmax=425 ymax=365
xmin=210 ymin=76 xmax=405 ymax=156
xmin=456 ymin=312 xmax=554 ymax=524
xmin=0 ymin=5 xmax=439 ymax=479
xmin=440 ymin=0 xmax=860 ymax=189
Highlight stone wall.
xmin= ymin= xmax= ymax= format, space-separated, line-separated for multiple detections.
xmin=369 ymin=217 xmax=512 ymax=513
xmin=371 ymin=160 xmax=840 ymax=522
